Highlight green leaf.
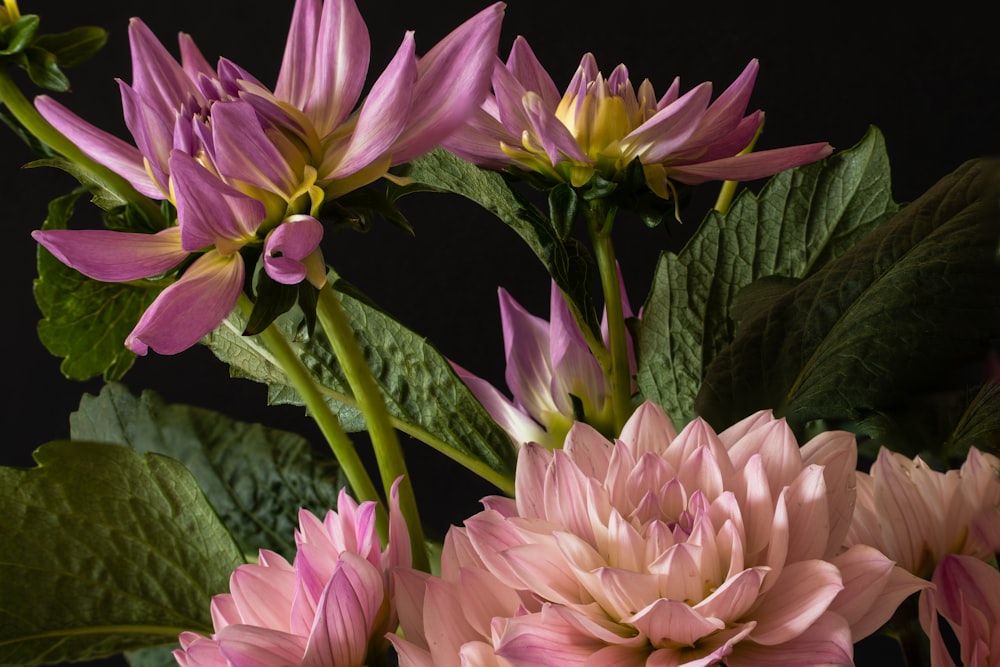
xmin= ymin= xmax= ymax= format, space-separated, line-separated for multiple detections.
xmin=0 ymin=441 xmax=244 ymax=665
xmin=696 ymin=157 xmax=1000 ymax=439
xmin=69 ymin=382 xmax=347 ymax=559
xmin=944 ymin=380 xmax=1000 ymax=460
xmin=0 ymin=14 xmax=38 ymax=56
xmin=637 ymin=127 xmax=898 ymax=425
xmin=23 ymin=45 xmax=70 ymax=92
xmin=204 ymin=281 xmax=518 ymax=485
xmin=34 ymin=26 xmax=107 ymax=68
xmin=32 ymin=190 xmax=164 ymax=381
xmin=391 ymin=148 xmax=599 ymax=337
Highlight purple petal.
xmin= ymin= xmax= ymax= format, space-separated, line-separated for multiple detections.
xmin=275 ymin=0 xmax=321 ymax=109
xmin=305 ymin=0 xmax=371 ymax=137
xmin=667 ymin=143 xmax=833 ymax=185
xmin=452 ymin=361 xmax=548 ymax=446
xmin=127 ymin=18 xmax=202 ymax=117
xmin=118 ymin=80 xmax=173 ymax=190
xmin=498 ymin=287 xmax=559 ymax=421
xmin=126 ymin=250 xmax=244 ymax=355
xmin=440 ymin=105 xmax=516 ymax=167
xmin=178 ymin=32 xmax=215 ymax=82
xmin=327 ymin=31 xmax=416 ymax=180
xmin=683 ymin=59 xmax=760 ymax=151
xmin=523 ymin=92 xmax=591 ymax=166
xmin=32 ymin=227 xmax=186 ymax=282
xmin=263 ymin=216 xmax=324 ymax=284
xmin=388 ymin=3 xmax=506 ymax=164
xmin=506 ymin=36 xmax=561 ymax=109
xmin=210 ymin=101 xmax=300 ymax=196
xmin=34 ymin=96 xmax=162 ymax=199
xmin=169 ymin=150 xmax=264 ymax=253
xmin=547 ymin=281 xmax=606 ymax=417
xmin=621 ymin=81 xmax=712 ymax=163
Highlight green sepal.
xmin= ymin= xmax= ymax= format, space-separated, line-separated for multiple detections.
xmin=0 ymin=14 xmax=38 ymax=56
xmin=548 ymin=182 xmax=578 ymax=240
xmin=33 ymin=25 xmax=107 ymax=68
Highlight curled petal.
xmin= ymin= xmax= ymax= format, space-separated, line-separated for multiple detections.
xmin=126 ymin=250 xmax=244 ymax=355
xmin=263 ymin=215 xmax=324 ymax=284
xmin=32 ymin=227 xmax=186 ymax=282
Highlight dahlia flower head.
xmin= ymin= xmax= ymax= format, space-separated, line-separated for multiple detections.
xmin=390 ymin=401 xmax=928 ymax=667
xmin=442 ymin=37 xmax=833 ymax=200
xmin=920 ymin=554 xmax=1000 ymax=667
xmin=31 ymin=0 xmax=503 ymax=355
xmin=454 ymin=278 xmax=637 ymax=449
xmin=173 ymin=482 xmax=411 ymax=667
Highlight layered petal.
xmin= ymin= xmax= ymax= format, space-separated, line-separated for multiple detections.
xmin=31 ymin=226 xmax=186 ymax=282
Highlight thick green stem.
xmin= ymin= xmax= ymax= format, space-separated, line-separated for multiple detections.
xmin=586 ymin=200 xmax=633 ymax=432
xmin=244 ymin=297 xmax=388 ymax=541
xmin=0 ymin=69 xmax=165 ymax=226
xmin=316 ymin=283 xmax=429 ymax=572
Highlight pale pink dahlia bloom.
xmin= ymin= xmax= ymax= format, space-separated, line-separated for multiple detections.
xmin=920 ymin=554 xmax=1000 ymax=667
xmin=845 ymin=447 xmax=1000 ymax=580
xmin=390 ymin=401 xmax=927 ymax=666
xmin=443 ymin=37 xmax=832 ymax=199
xmin=173 ymin=483 xmax=410 ymax=667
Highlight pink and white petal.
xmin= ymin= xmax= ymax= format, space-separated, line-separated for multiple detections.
xmin=725 ymin=415 xmax=802 ymax=498
xmin=647 ymin=622 xmax=756 ymax=667
xmin=515 ymin=442 xmax=554 ymax=518
xmin=174 ymin=634 xmax=226 ymax=667
xmin=932 ymin=554 xmax=1000 ymax=627
xmin=228 ymin=563 xmax=296 ymax=632
xmin=169 ymin=150 xmax=265 ymax=253
xmin=499 ymin=542 xmax=582 ymax=605
xmin=275 ymin=0 xmax=321 ymax=110
xmin=548 ymin=282 xmax=607 ymax=417
xmin=498 ymin=287 xmax=561 ymax=420
xmin=782 ymin=465 xmax=831 ymax=563
xmin=125 ymin=250 xmax=243 ymax=355
xmin=693 ymin=566 xmax=769 ymax=623
xmin=828 ymin=544 xmax=930 ymax=640
xmin=389 ymin=3 xmax=506 ymax=164
xmin=799 ymin=430 xmax=859 ymax=556
xmin=727 ymin=611 xmax=853 ymax=667
xmin=451 ymin=361 xmax=547 ymax=447
xmin=32 ymin=226 xmax=186 ymax=282
xmin=328 ymin=32 xmax=416 ymax=179
xmin=209 ymin=594 xmax=241 ymax=630
xmin=34 ymin=96 xmax=162 ymax=199
xmin=747 ymin=560 xmax=843 ymax=645
xmin=215 ymin=625 xmax=308 ymax=667
xmin=495 ymin=609 xmax=608 ymax=666
xmin=386 ymin=476 xmax=413 ymax=571
xmin=506 ymin=36 xmax=561 ymax=109
xmin=617 ymin=401 xmax=678 ymax=459
xmin=306 ymin=0 xmax=370 ymax=137
xmin=386 ymin=635 xmax=436 ymax=667
xmin=667 ymin=143 xmax=833 ymax=185
xmin=392 ymin=568 xmax=431 ymax=646
xmin=624 ymin=597 xmax=724 ymax=646
xmin=919 ymin=588 xmax=960 ymax=667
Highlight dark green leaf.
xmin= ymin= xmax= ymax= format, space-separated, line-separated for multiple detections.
xmin=27 ymin=156 xmax=128 ymax=210
xmin=696 ymin=158 xmax=1000 ymax=439
xmin=638 ymin=127 xmax=897 ymax=425
xmin=391 ymin=148 xmax=599 ymax=338
xmin=34 ymin=26 xmax=107 ymax=68
xmin=204 ymin=281 xmax=518 ymax=486
xmin=943 ymin=380 xmax=1000 ymax=461
xmin=69 ymin=382 xmax=347 ymax=559
xmin=548 ymin=182 xmax=578 ymax=240
xmin=0 ymin=441 xmax=244 ymax=665
xmin=0 ymin=14 xmax=38 ymax=56
xmin=33 ymin=190 xmax=163 ymax=381
xmin=23 ymin=45 xmax=70 ymax=92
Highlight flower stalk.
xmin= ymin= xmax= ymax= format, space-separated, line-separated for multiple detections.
xmin=315 ymin=282 xmax=429 ymax=572
xmin=243 ymin=295 xmax=389 ymax=542
xmin=585 ymin=198 xmax=633 ymax=432
xmin=0 ymin=69 xmax=165 ymax=227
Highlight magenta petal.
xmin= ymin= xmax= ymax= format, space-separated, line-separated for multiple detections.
xmin=127 ymin=18 xmax=202 ymax=117
xmin=498 ymin=287 xmax=558 ymax=420
xmin=389 ymin=3 xmax=505 ymax=164
xmin=178 ymin=32 xmax=215 ymax=82
xmin=305 ymin=0 xmax=370 ymax=137
xmin=506 ymin=36 xmax=561 ymax=109
xmin=126 ymin=250 xmax=244 ymax=355
xmin=667 ymin=142 xmax=834 ymax=185
xmin=329 ymin=32 xmax=416 ymax=179
xmin=211 ymin=101 xmax=299 ymax=196
xmin=275 ymin=0 xmax=321 ymax=109
xmin=263 ymin=216 xmax=324 ymax=284
xmin=32 ymin=227 xmax=186 ymax=282
xmin=34 ymin=96 xmax=162 ymax=199
xmin=623 ymin=82 xmax=713 ymax=163
xmin=547 ymin=282 xmax=606 ymax=417
xmin=169 ymin=150 xmax=265 ymax=253
xmin=440 ymin=105 xmax=517 ymax=168
xmin=682 ymin=59 xmax=760 ymax=149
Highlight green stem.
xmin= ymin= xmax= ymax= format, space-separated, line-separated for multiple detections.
xmin=586 ymin=199 xmax=633 ymax=432
xmin=0 ymin=69 xmax=165 ymax=226
xmin=243 ymin=297 xmax=388 ymax=541
xmin=315 ymin=283 xmax=429 ymax=572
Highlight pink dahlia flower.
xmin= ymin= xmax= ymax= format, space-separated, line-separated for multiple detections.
xmin=390 ymin=401 xmax=927 ymax=666
xmin=32 ymin=0 xmax=504 ymax=355
xmin=453 ymin=278 xmax=636 ymax=449
xmin=920 ymin=554 xmax=1000 ymax=667
xmin=442 ymin=37 xmax=832 ymax=200
xmin=845 ymin=447 xmax=1000 ymax=580
xmin=173 ymin=482 xmax=411 ymax=667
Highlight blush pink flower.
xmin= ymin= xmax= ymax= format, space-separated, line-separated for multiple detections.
xmin=919 ymin=554 xmax=1000 ymax=667
xmin=390 ymin=401 xmax=927 ymax=666
xmin=845 ymin=447 xmax=1000 ymax=580
xmin=172 ymin=482 xmax=411 ymax=667
xmin=443 ymin=37 xmax=832 ymax=200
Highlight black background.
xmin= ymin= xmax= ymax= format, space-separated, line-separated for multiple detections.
xmin=1 ymin=1 xmax=997 ymax=665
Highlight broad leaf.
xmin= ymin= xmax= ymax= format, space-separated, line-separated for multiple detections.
xmin=391 ymin=148 xmax=599 ymax=336
xmin=944 ymin=380 xmax=1000 ymax=460
xmin=638 ymin=127 xmax=897 ymax=424
xmin=70 ymin=382 xmax=346 ymax=559
xmin=205 ymin=280 xmax=518 ymax=487
xmin=696 ymin=157 xmax=1000 ymax=440
xmin=0 ymin=441 xmax=243 ymax=665
xmin=33 ymin=190 xmax=163 ymax=381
